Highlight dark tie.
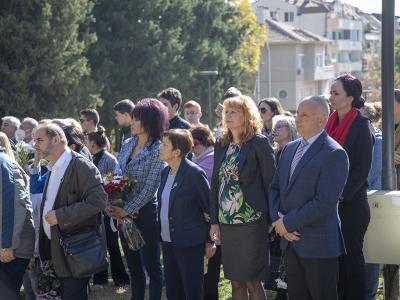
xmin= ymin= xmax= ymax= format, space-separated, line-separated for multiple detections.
xmin=290 ymin=139 xmax=308 ymax=178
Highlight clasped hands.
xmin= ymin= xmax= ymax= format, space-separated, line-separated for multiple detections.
xmin=0 ymin=248 xmax=15 ymax=263
xmin=272 ymin=212 xmax=301 ymax=242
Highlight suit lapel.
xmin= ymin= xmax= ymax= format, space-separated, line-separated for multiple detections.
xmin=238 ymin=142 xmax=251 ymax=175
xmin=168 ymin=159 xmax=189 ymax=211
xmin=285 ymin=132 xmax=327 ymax=193
xmin=283 ymin=140 xmax=300 ymax=190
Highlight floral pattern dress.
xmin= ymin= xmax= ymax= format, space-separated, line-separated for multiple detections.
xmin=218 ymin=143 xmax=262 ymax=224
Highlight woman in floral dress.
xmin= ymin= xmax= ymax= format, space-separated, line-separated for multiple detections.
xmin=210 ymin=95 xmax=275 ymax=300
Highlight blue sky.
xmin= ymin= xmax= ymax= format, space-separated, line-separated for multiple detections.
xmin=337 ymin=0 xmax=400 ymax=16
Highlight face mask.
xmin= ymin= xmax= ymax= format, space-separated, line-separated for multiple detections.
xmin=15 ymin=128 xmax=25 ymax=141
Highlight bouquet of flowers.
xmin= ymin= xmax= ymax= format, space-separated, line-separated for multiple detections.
xmin=103 ymin=174 xmax=145 ymax=251
xmin=37 ymin=260 xmax=61 ymax=300
xmin=11 ymin=140 xmax=35 ymax=171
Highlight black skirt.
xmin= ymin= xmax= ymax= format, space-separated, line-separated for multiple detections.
xmin=220 ymin=217 xmax=269 ymax=281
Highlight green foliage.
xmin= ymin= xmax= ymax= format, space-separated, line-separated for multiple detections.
xmin=89 ymin=0 xmax=266 ymax=128
xmin=0 ymin=0 xmax=101 ymax=119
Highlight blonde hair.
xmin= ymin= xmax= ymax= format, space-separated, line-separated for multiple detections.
xmin=183 ymin=100 xmax=202 ymax=112
xmin=272 ymin=115 xmax=298 ymax=148
xmin=0 ymin=132 xmax=15 ymax=160
xmin=220 ymin=95 xmax=263 ymax=145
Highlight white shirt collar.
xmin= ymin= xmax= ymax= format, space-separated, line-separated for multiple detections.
xmin=304 ymin=130 xmax=324 ymax=146
xmin=48 ymin=148 xmax=72 ymax=171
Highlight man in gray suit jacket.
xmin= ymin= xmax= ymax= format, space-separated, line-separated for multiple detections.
xmin=269 ymin=96 xmax=349 ymax=300
xmin=33 ymin=123 xmax=107 ymax=300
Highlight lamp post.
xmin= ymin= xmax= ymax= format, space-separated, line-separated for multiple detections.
xmin=199 ymin=70 xmax=218 ymax=126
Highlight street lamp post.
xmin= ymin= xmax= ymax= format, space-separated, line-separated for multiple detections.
xmin=199 ymin=70 xmax=218 ymax=127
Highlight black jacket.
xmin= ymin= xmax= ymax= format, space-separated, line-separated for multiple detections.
xmin=341 ymin=112 xmax=375 ymax=201
xmin=210 ymin=134 xmax=276 ymax=224
xmin=169 ymin=115 xmax=191 ymax=130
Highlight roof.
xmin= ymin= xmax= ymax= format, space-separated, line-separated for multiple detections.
xmin=284 ymin=0 xmax=330 ymax=14
xmin=266 ymin=18 xmax=330 ymax=43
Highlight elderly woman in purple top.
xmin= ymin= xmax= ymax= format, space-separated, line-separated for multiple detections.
xmin=190 ymin=125 xmax=215 ymax=184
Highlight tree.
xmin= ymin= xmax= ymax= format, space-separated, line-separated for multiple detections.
xmin=89 ymin=0 xmax=267 ymax=128
xmin=0 ymin=0 xmax=101 ymax=119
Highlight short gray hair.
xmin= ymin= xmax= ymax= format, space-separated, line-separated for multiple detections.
xmin=22 ymin=117 xmax=39 ymax=129
xmin=36 ymin=123 xmax=68 ymax=145
xmin=304 ymin=96 xmax=330 ymax=116
xmin=1 ymin=116 xmax=21 ymax=128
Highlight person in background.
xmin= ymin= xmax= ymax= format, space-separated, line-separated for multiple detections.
xmin=114 ymin=99 xmax=135 ymax=153
xmin=1 ymin=116 xmax=21 ymax=144
xmin=20 ymin=118 xmax=39 ymax=145
xmin=107 ymin=98 xmax=169 ymax=300
xmin=189 ymin=125 xmax=220 ymax=300
xmin=210 ymin=95 xmax=275 ymax=300
xmin=158 ymin=129 xmax=211 ymax=300
xmin=190 ymin=125 xmax=215 ymax=183
xmin=87 ymin=126 xmax=130 ymax=287
xmin=158 ymin=87 xmax=191 ymax=130
xmin=327 ymin=74 xmax=374 ymax=300
xmin=360 ymin=102 xmax=382 ymax=300
xmin=266 ymin=115 xmax=297 ymax=299
xmin=393 ymin=90 xmax=400 ymax=185
xmin=258 ymin=98 xmax=284 ymax=143
xmin=271 ymin=116 xmax=298 ymax=162
xmin=0 ymin=132 xmax=15 ymax=160
xmin=79 ymin=108 xmax=99 ymax=135
xmin=183 ymin=100 xmax=203 ymax=126
xmin=0 ymin=146 xmax=35 ymax=300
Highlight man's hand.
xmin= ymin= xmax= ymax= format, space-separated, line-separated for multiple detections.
xmin=210 ymin=224 xmax=221 ymax=242
xmin=203 ymin=213 xmax=210 ymax=222
xmin=205 ymin=243 xmax=216 ymax=259
xmin=45 ymin=210 xmax=58 ymax=226
xmin=0 ymin=248 xmax=15 ymax=263
xmin=283 ymin=231 xmax=301 ymax=242
xmin=272 ymin=218 xmax=288 ymax=236
xmin=106 ymin=206 xmax=129 ymax=220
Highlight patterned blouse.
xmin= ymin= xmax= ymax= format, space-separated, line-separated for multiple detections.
xmin=116 ymin=136 xmax=166 ymax=215
xmin=218 ymin=143 xmax=262 ymax=224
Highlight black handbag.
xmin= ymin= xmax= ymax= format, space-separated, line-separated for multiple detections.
xmin=58 ymin=225 xmax=109 ymax=278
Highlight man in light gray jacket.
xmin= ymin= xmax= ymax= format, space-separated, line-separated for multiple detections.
xmin=0 ymin=147 xmax=35 ymax=299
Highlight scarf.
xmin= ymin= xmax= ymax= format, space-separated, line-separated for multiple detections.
xmin=326 ymin=108 xmax=358 ymax=146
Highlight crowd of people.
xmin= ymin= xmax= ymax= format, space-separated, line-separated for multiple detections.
xmin=0 ymin=74 xmax=391 ymax=300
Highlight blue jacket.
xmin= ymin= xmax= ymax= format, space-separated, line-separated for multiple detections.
xmin=367 ymin=127 xmax=382 ymax=190
xmin=157 ymin=158 xmax=210 ymax=247
xmin=269 ymin=131 xmax=349 ymax=258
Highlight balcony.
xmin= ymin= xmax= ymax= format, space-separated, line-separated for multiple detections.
xmin=329 ymin=18 xmax=362 ymax=30
xmin=335 ymin=40 xmax=362 ymax=51
xmin=313 ymin=65 xmax=335 ymax=80
xmin=336 ymin=61 xmax=362 ymax=73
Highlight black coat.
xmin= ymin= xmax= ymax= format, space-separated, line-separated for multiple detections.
xmin=210 ymin=134 xmax=276 ymax=224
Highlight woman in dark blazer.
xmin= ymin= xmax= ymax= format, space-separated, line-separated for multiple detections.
xmin=209 ymin=95 xmax=275 ymax=299
xmin=107 ymin=98 xmax=169 ymax=300
xmin=327 ymin=74 xmax=374 ymax=300
xmin=158 ymin=129 xmax=210 ymax=300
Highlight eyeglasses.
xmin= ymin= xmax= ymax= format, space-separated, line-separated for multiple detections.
xmin=274 ymin=124 xmax=288 ymax=130
xmin=185 ymin=111 xmax=198 ymax=116
xmin=259 ymin=108 xmax=268 ymax=114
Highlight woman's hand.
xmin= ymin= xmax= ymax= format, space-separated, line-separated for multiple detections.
xmin=205 ymin=242 xmax=216 ymax=259
xmin=203 ymin=213 xmax=210 ymax=222
xmin=210 ymin=224 xmax=221 ymax=242
xmin=106 ymin=206 xmax=129 ymax=220
xmin=0 ymin=248 xmax=15 ymax=263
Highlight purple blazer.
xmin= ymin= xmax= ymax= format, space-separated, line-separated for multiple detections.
xmin=193 ymin=147 xmax=214 ymax=184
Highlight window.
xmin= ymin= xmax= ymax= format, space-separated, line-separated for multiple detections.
xmin=332 ymin=32 xmax=336 ymax=40
xmin=338 ymin=32 xmax=342 ymax=40
xmin=284 ymin=12 xmax=294 ymax=22
xmin=270 ymin=11 xmax=277 ymax=18
xmin=343 ymin=30 xmax=351 ymax=40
